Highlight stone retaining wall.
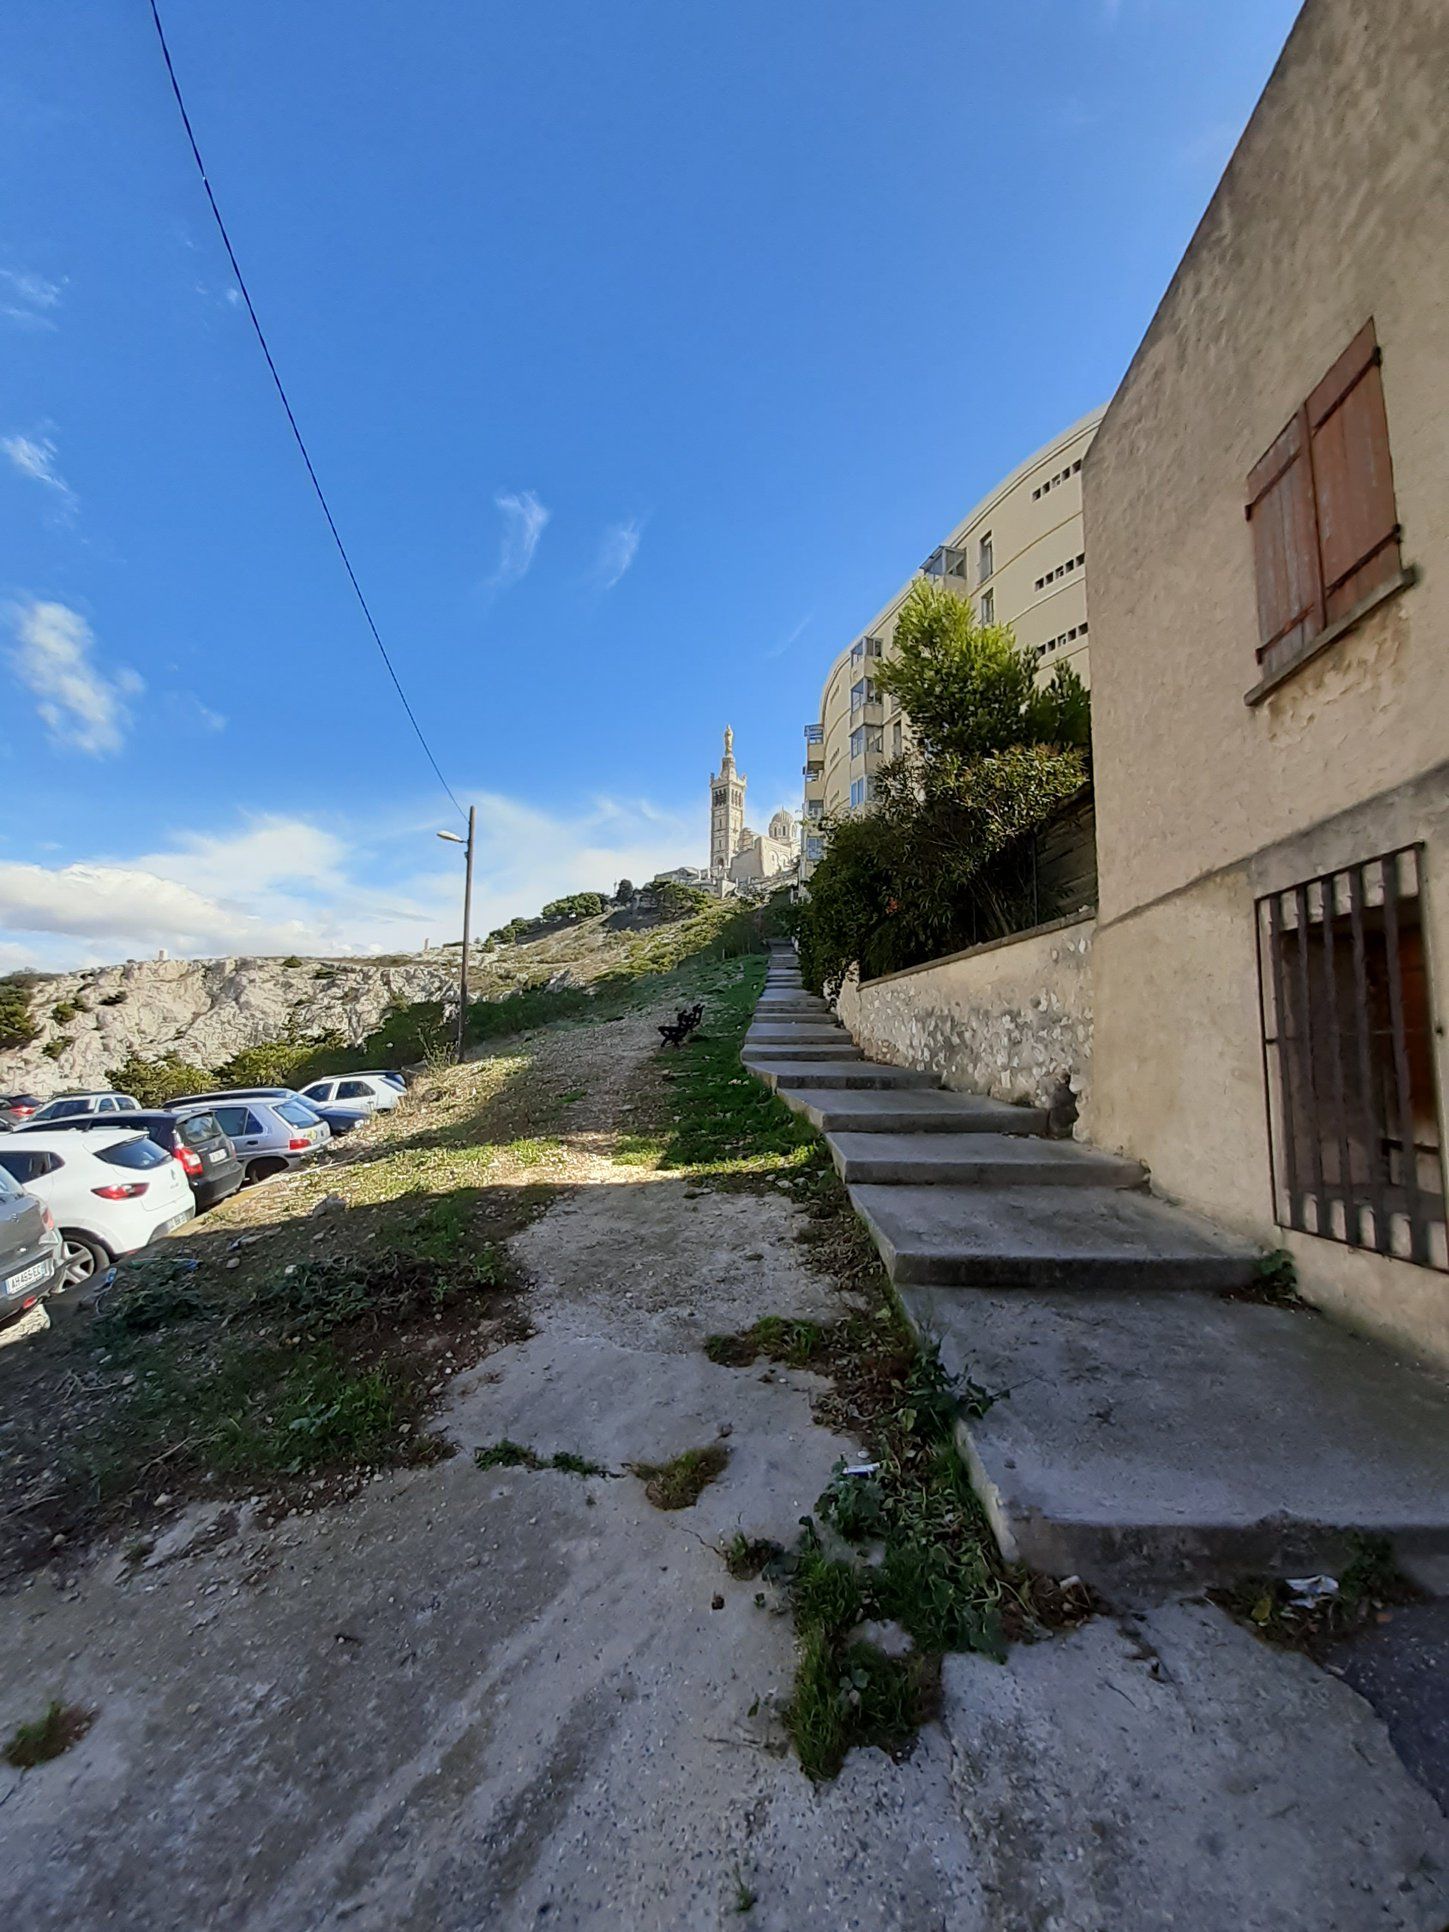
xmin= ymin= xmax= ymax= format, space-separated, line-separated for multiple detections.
xmin=836 ymin=913 xmax=1096 ymax=1136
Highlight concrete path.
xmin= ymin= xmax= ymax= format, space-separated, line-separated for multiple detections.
xmin=748 ymin=947 xmax=1449 ymax=1597
xmin=0 ymin=967 xmax=1445 ymax=1929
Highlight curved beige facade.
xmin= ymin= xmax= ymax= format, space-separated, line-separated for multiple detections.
xmin=802 ymin=408 xmax=1104 ymax=870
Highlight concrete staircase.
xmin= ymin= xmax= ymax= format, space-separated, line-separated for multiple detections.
xmin=745 ymin=942 xmax=1449 ymax=1599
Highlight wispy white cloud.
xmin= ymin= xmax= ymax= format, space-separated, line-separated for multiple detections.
xmin=3 ymin=432 xmax=77 ymax=518
xmin=5 ymin=599 xmax=143 ymax=757
xmin=162 ymin=690 xmax=227 ymax=735
xmin=489 ymin=489 xmax=550 ymax=588
xmin=762 ymin=611 xmax=814 ymax=661
xmin=594 ymin=517 xmax=643 ymax=589
xmin=0 ymin=790 xmax=704 ymax=970
xmin=0 ymin=267 xmax=63 ymax=329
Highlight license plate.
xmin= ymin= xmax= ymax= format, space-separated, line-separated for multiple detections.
xmin=4 ymin=1258 xmax=48 ymax=1297
xmin=207 ymin=1149 xmax=227 ymax=1164
xmin=162 ymin=1211 xmax=190 ymax=1233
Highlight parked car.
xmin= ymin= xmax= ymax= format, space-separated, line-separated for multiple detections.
xmin=191 ymin=1096 xmax=332 ymax=1183
xmin=18 ymin=1107 xmax=244 ymax=1212
xmin=0 ymin=1093 xmax=44 ymax=1132
xmin=356 ymin=1069 xmax=409 ymax=1091
xmin=0 ymin=1128 xmax=194 ymax=1289
xmin=29 ymin=1091 xmax=141 ymax=1126
xmin=297 ymin=1074 xmax=400 ymax=1113
xmin=0 ymin=1161 xmax=63 ymax=1327
xmin=166 ymin=1086 xmax=371 ymax=1140
xmin=296 ymin=1100 xmax=370 ymax=1137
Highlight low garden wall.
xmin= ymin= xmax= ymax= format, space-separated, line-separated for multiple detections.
xmin=836 ymin=912 xmax=1096 ymax=1135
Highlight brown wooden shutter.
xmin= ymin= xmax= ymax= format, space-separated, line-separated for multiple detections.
xmin=1246 ymin=408 xmax=1324 ymax=670
xmin=1306 ymin=319 xmax=1401 ymax=621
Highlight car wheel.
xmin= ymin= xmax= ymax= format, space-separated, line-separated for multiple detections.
xmin=59 ymin=1233 xmax=110 ymax=1290
xmin=247 ymin=1157 xmax=287 ymax=1183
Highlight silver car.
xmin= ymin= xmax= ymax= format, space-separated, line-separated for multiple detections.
xmin=29 ymin=1091 xmax=142 ymax=1126
xmin=0 ymin=1161 xmax=64 ymax=1327
xmin=197 ymin=1096 xmax=332 ymax=1183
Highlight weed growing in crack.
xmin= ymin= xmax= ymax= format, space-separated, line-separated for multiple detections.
xmin=730 ymin=1866 xmax=758 ymax=1914
xmin=723 ymin=1533 xmax=782 ymax=1580
xmin=1214 ymin=1533 xmax=1419 ymax=1652
xmin=786 ymin=1626 xmax=938 ymax=1783
xmin=474 ymin=1441 xmax=611 ymax=1477
xmin=633 ymin=1443 xmax=730 ymax=1509
xmin=5 ymin=1702 xmax=93 ymax=1770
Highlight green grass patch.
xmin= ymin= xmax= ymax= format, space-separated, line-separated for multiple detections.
xmin=723 ymin=1532 xmax=782 ymax=1580
xmin=633 ymin=1442 xmax=730 ymax=1509
xmin=785 ymin=1629 xmax=936 ymax=1783
xmin=474 ymin=1440 xmax=611 ymax=1477
xmin=622 ymin=956 xmax=820 ymax=1182
xmin=4 ymin=1701 xmax=93 ymax=1770
xmin=504 ymin=1135 xmax=563 ymax=1164
xmin=704 ymin=1316 xmax=829 ymax=1369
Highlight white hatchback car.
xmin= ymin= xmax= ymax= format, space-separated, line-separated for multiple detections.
xmin=297 ymin=1074 xmax=401 ymax=1114
xmin=0 ymin=1128 xmax=195 ymax=1289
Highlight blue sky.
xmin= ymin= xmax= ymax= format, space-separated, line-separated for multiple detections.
xmin=0 ymin=0 xmax=1302 ymax=966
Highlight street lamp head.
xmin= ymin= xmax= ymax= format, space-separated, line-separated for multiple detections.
xmin=436 ymin=830 xmax=465 ymax=844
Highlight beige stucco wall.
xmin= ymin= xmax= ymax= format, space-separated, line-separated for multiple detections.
xmin=838 ymin=914 xmax=1095 ymax=1131
xmin=1085 ymin=0 xmax=1449 ymax=1368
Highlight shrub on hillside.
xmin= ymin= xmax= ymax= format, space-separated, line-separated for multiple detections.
xmin=0 ymin=977 xmax=39 ymax=1051
xmin=652 ymin=881 xmax=713 ymax=922
xmin=540 ymin=892 xmax=607 ymax=921
xmin=50 ymin=1000 xmax=80 ymax=1026
xmin=211 ymin=1028 xmax=350 ymax=1092
xmin=107 ymin=1051 xmax=214 ymax=1108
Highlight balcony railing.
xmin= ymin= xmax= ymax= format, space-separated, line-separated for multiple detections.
xmin=803 ymin=723 xmax=824 ymax=744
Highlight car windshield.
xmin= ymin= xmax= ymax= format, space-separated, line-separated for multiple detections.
xmin=44 ymin=1099 xmax=91 ymax=1119
xmin=95 ymin=1137 xmax=170 ymax=1170
xmin=275 ymin=1100 xmax=319 ymax=1128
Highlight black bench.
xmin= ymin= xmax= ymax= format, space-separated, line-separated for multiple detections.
xmin=658 ymin=1001 xmax=704 ymax=1048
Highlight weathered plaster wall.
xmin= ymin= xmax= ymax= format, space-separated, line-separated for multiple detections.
xmin=838 ymin=914 xmax=1094 ymax=1135
xmin=1084 ymin=0 xmax=1449 ymax=1370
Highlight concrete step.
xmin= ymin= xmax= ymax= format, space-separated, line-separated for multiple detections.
xmin=746 ymin=1025 xmax=849 ymax=1046
xmin=757 ymin=992 xmax=824 ymax=1006
xmin=850 ymin=1184 xmax=1260 ymax=1292
xmin=743 ymin=1042 xmax=864 ymax=1063
xmin=754 ymin=1060 xmax=938 ymax=1092
xmin=778 ymin=1087 xmax=1050 ymax=1136
xmin=828 ymin=1131 xmax=1147 ymax=1189
xmin=898 ymin=1282 xmax=1449 ymax=1597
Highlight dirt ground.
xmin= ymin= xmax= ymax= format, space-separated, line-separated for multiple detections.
xmin=1 ymin=988 xmax=1446 ymax=1930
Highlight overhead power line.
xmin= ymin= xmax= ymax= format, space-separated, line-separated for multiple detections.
xmin=146 ymin=0 xmax=466 ymax=822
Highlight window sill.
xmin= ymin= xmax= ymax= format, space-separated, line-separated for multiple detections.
xmin=1245 ymin=565 xmax=1417 ymax=707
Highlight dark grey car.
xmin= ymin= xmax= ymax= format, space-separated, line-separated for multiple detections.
xmin=0 ymin=1161 xmax=63 ymax=1328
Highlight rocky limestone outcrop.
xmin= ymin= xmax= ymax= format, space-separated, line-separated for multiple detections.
xmin=1 ymin=953 xmax=455 ymax=1096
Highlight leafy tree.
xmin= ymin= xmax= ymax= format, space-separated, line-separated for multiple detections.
xmin=613 ymin=878 xmax=635 ymax=903
xmin=540 ymin=892 xmax=608 ymax=921
xmin=796 ymin=580 xmax=1090 ymax=996
xmin=107 ymin=1050 xmax=214 ymax=1108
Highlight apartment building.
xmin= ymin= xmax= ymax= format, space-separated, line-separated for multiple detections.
xmin=801 ymin=407 xmax=1104 ymax=872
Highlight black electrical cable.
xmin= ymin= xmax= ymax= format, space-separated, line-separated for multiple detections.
xmin=146 ymin=0 xmax=467 ymax=823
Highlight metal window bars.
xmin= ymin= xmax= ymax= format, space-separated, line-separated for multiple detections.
xmin=1256 ymin=843 xmax=1446 ymax=1269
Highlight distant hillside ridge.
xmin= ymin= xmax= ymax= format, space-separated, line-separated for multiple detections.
xmin=0 ymin=882 xmax=763 ymax=1096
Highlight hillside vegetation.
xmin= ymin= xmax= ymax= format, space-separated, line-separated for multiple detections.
xmin=0 ymin=885 xmax=786 ymax=1102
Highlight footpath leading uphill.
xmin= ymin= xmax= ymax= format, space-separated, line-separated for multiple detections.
xmin=744 ymin=941 xmax=1449 ymax=1599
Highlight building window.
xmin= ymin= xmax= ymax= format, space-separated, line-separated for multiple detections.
xmin=849 ymin=727 xmax=865 ymax=759
xmin=805 ymin=799 xmax=823 ymax=822
xmin=867 ymin=728 xmax=884 ymax=756
xmin=1256 ymin=843 xmax=1445 ymax=1269
xmin=1246 ymin=319 xmax=1403 ymax=686
xmin=978 ymin=532 xmax=993 ymax=583
xmin=849 ymin=778 xmax=865 ymax=809
xmin=803 ymin=722 xmax=823 ymax=745
xmin=806 ymin=836 xmax=824 ymax=861
xmin=980 ymin=587 xmax=995 ymax=625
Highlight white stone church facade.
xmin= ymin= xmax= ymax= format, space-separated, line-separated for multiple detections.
xmin=707 ymin=727 xmax=799 ymax=893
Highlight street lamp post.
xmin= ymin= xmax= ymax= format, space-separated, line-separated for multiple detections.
xmin=436 ymin=804 xmax=476 ymax=1061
